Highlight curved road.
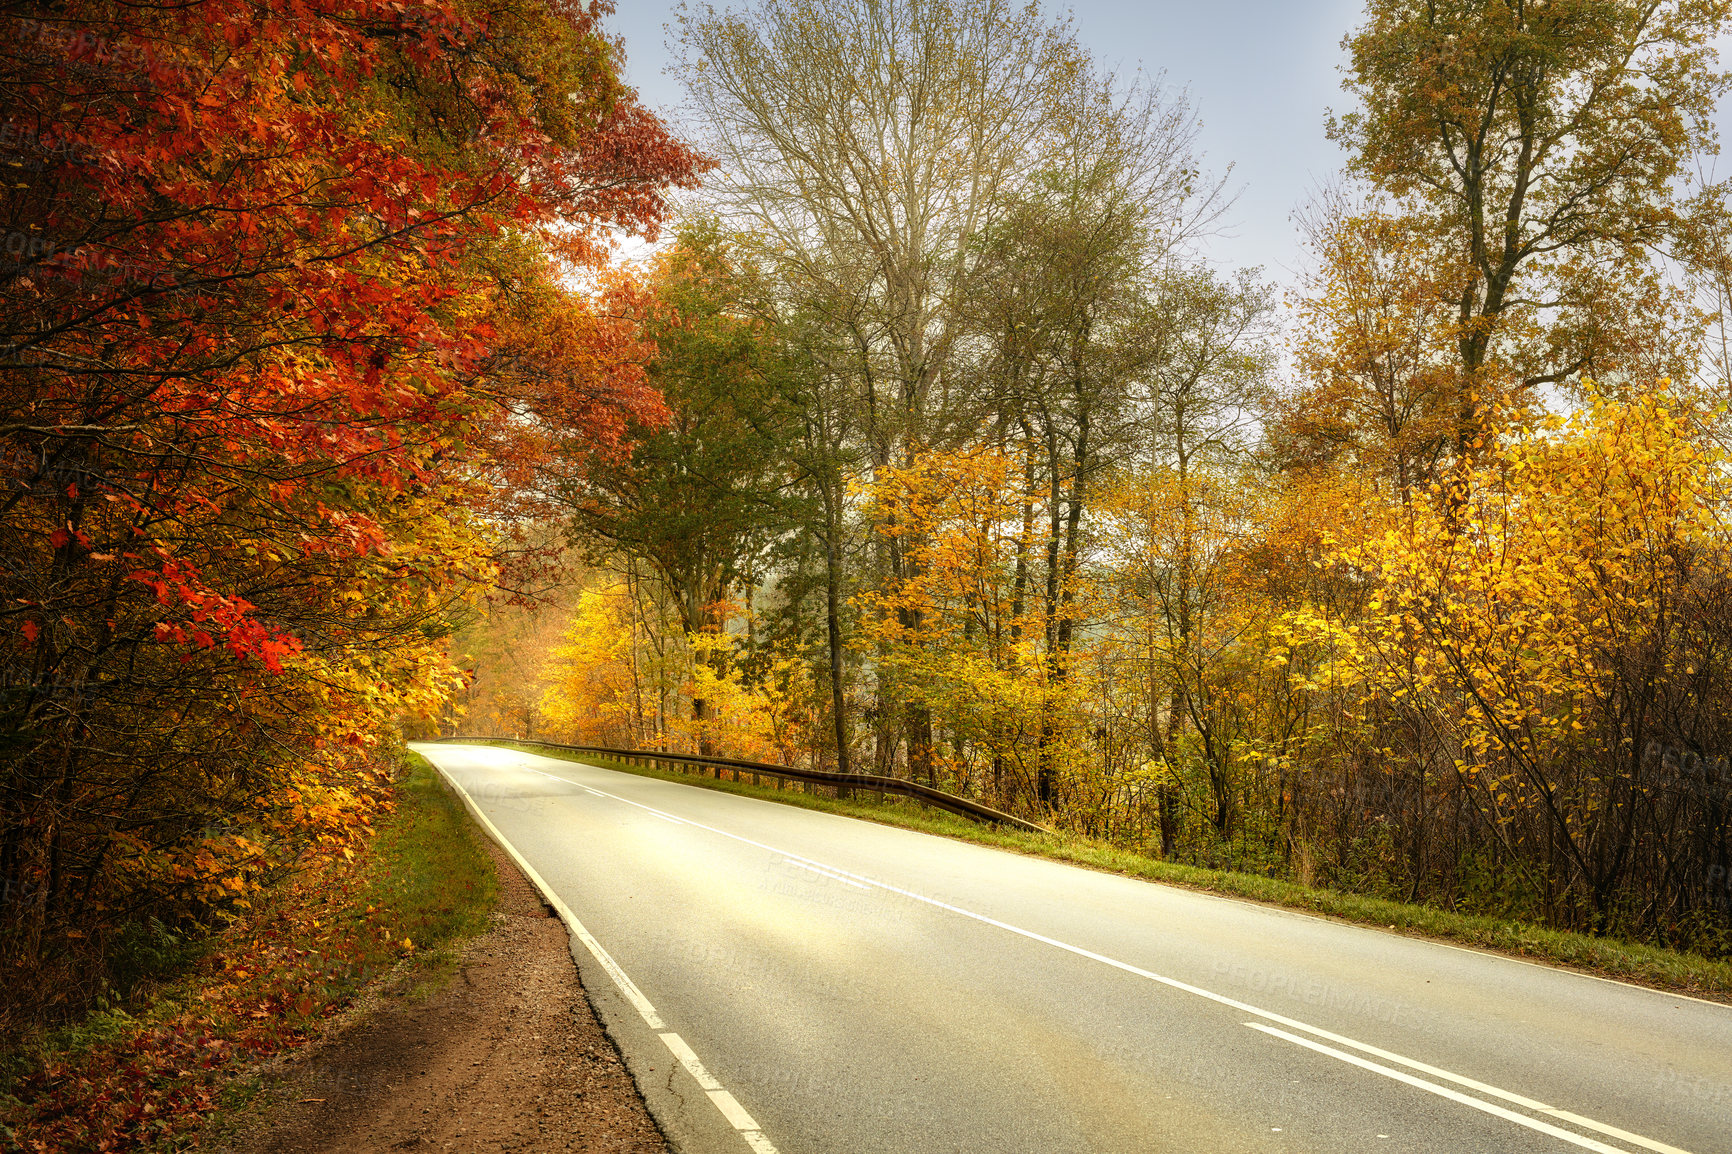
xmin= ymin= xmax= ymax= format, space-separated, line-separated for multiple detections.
xmin=413 ymin=742 xmax=1732 ymax=1154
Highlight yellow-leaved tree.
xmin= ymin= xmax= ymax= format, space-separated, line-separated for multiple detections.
xmin=1095 ymin=460 xmax=1293 ymax=856
xmin=682 ymin=630 xmax=818 ymax=765
xmin=1324 ymin=387 xmax=1732 ymax=932
xmin=540 ymin=583 xmax=818 ymax=763
xmin=540 ymin=583 xmax=673 ymax=747
xmin=858 ymin=447 xmax=1096 ymax=812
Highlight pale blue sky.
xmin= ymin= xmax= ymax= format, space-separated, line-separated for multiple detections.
xmin=603 ymin=1 xmax=1367 ymax=279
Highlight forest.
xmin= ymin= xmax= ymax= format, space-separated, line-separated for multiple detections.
xmin=6 ymin=0 xmax=1732 ymax=1035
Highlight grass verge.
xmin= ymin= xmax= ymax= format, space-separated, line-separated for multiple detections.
xmin=468 ymin=738 xmax=1732 ymax=1004
xmin=0 ymin=750 xmax=498 ymax=1153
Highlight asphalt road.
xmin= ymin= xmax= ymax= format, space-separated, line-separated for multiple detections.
xmin=412 ymin=742 xmax=1732 ymax=1154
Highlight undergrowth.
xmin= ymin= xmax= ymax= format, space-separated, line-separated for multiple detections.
xmin=0 ymin=750 xmax=497 ymax=1153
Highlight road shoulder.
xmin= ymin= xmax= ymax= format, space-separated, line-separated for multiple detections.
xmin=201 ymin=836 xmax=668 ymax=1154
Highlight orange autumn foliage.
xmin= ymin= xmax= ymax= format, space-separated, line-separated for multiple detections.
xmin=0 ymin=0 xmax=702 ymax=1026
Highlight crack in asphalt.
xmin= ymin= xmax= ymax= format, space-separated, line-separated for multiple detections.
xmin=663 ymin=1063 xmax=687 ymax=1110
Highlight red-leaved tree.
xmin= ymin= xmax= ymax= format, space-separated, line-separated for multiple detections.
xmin=0 ymin=0 xmax=701 ymax=1025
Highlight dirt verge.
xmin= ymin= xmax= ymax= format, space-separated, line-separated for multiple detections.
xmin=203 ymin=838 xmax=668 ymax=1154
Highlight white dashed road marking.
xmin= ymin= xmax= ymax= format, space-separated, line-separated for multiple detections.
xmin=784 ymin=858 xmax=871 ymax=888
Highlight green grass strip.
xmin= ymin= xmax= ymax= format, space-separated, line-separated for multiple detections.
xmin=369 ymin=749 xmax=500 ymax=956
xmin=466 ymin=739 xmax=1732 ymax=1003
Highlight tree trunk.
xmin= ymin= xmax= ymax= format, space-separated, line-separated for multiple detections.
xmin=821 ymin=479 xmax=853 ymax=789
xmin=692 ymin=695 xmax=713 ymax=757
xmin=1158 ymin=784 xmax=1178 ymax=859
xmin=908 ymin=702 xmax=936 ymax=786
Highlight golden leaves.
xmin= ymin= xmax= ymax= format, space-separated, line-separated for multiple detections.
xmin=1326 ymin=383 xmax=1725 ymax=805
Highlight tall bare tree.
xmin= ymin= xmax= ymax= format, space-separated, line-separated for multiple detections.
xmin=679 ymin=0 xmax=1224 ymax=780
xmin=679 ymin=0 xmax=1093 ymax=776
xmin=963 ymin=65 xmax=1227 ymax=803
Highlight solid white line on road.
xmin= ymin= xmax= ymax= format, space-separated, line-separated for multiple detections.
xmin=430 ymin=759 xmax=778 ymax=1154
xmin=708 ymin=1090 xmax=764 ymax=1131
xmin=658 ymin=1030 xmax=768 ymax=1134
xmin=1244 ymin=1023 xmax=1635 ymax=1154
xmin=439 ymin=766 xmax=664 ymax=1029
xmin=661 ymin=1031 xmax=722 ymax=1091
xmin=528 ymin=764 xmax=1695 ymax=1154
xmin=784 ymin=858 xmax=870 ymax=888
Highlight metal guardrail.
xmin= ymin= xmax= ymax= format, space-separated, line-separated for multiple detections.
xmin=433 ymin=736 xmax=1052 ymax=835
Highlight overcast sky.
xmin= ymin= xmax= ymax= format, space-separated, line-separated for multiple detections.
xmin=602 ymin=0 xmax=1368 ymax=280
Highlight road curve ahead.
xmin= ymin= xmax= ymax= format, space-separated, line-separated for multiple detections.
xmin=412 ymin=742 xmax=1732 ymax=1154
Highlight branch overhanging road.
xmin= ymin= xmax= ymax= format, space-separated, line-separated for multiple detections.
xmin=413 ymin=742 xmax=1732 ymax=1154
